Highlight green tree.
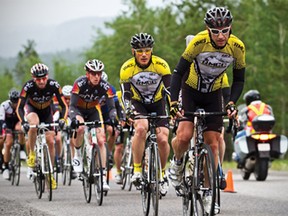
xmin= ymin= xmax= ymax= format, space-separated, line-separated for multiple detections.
xmin=0 ymin=69 xmax=16 ymax=102
xmin=13 ymin=40 xmax=41 ymax=85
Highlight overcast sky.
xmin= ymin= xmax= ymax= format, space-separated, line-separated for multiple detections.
xmin=0 ymin=0 xmax=164 ymax=27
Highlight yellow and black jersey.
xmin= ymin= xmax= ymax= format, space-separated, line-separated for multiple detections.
xmin=183 ymin=30 xmax=245 ymax=93
xmin=120 ymin=55 xmax=171 ymax=104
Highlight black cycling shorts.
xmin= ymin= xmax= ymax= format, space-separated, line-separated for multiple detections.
xmin=182 ymin=87 xmax=223 ymax=133
xmin=132 ymin=98 xmax=169 ymax=128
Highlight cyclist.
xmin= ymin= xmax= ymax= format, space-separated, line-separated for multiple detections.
xmin=16 ymin=63 xmax=68 ymax=189
xmin=69 ymin=59 xmax=117 ymax=191
xmin=168 ymin=7 xmax=245 ymax=213
xmin=119 ymin=32 xmax=171 ymax=196
xmin=185 ymin=34 xmax=230 ymax=172
xmin=100 ymin=72 xmax=125 ymax=184
xmin=0 ymin=89 xmax=26 ymax=180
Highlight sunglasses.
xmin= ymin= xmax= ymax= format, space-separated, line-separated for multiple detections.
xmin=209 ymin=26 xmax=231 ymax=35
xmin=33 ymin=76 xmax=48 ymax=82
xmin=135 ymin=48 xmax=152 ymax=55
xmin=88 ymin=71 xmax=102 ymax=76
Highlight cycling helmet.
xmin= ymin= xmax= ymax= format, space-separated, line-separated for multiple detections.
xmin=31 ymin=63 xmax=49 ymax=77
xmin=62 ymin=85 xmax=73 ymax=97
xmin=130 ymin=33 xmax=154 ymax=49
xmin=101 ymin=71 xmax=108 ymax=82
xmin=84 ymin=59 xmax=104 ymax=72
xmin=243 ymin=90 xmax=261 ymax=105
xmin=204 ymin=7 xmax=233 ymax=28
xmin=8 ymin=89 xmax=20 ymax=103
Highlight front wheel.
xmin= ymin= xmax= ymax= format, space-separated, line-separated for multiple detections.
xmin=11 ymin=144 xmax=21 ymax=186
xmin=43 ymin=145 xmax=52 ymax=201
xmin=191 ymin=143 xmax=216 ymax=216
xmin=92 ymin=144 xmax=103 ymax=206
xmin=141 ymin=147 xmax=151 ymax=216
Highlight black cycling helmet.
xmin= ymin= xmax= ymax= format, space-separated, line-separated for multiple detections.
xmin=31 ymin=63 xmax=49 ymax=77
xmin=204 ymin=7 xmax=233 ymax=28
xmin=243 ymin=90 xmax=261 ymax=105
xmin=84 ymin=59 xmax=105 ymax=72
xmin=130 ymin=33 xmax=154 ymax=49
xmin=8 ymin=89 xmax=20 ymax=103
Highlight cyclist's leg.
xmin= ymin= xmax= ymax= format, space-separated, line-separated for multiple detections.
xmin=114 ymin=141 xmax=124 ymax=184
xmin=131 ymin=118 xmax=148 ymax=183
xmin=15 ymin=122 xmax=26 ymax=160
xmin=169 ymin=121 xmax=193 ymax=187
xmin=71 ymin=115 xmax=84 ymax=173
xmin=2 ymin=131 xmax=13 ymax=179
xmin=25 ymin=112 xmax=39 ymax=167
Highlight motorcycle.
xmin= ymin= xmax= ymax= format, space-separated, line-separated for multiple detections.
xmin=232 ymin=114 xmax=288 ymax=181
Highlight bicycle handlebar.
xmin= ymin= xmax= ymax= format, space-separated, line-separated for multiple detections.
xmin=184 ymin=111 xmax=227 ymax=117
xmin=29 ymin=122 xmax=59 ymax=128
xmin=133 ymin=113 xmax=171 ymax=120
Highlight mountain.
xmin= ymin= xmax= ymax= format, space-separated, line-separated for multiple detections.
xmin=0 ymin=16 xmax=112 ymax=59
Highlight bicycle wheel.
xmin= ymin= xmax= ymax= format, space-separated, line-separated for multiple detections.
xmin=215 ymin=165 xmax=221 ymax=215
xmin=92 ymin=144 xmax=103 ymax=206
xmin=120 ymin=141 xmax=128 ymax=190
xmin=53 ymin=157 xmax=58 ymax=185
xmin=150 ymin=143 xmax=159 ymax=216
xmin=82 ymin=145 xmax=92 ymax=203
xmin=43 ymin=145 xmax=52 ymax=201
xmin=141 ymin=147 xmax=151 ymax=216
xmin=34 ymin=150 xmax=43 ymax=199
xmin=191 ymin=143 xmax=216 ymax=216
xmin=104 ymin=142 xmax=109 ymax=196
xmin=182 ymin=153 xmax=193 ymax=216
xmin=12 ymin=144 xmax=21 ymax=186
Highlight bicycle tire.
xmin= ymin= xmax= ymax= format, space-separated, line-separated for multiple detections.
xmin=182 ymin=153 xmax=193 ymax=216
xmin=120 ymin=141 xmax=128 ymax=190
xmin=83 ymin=145 xmax=92 ymax=203
xmin=92 ymin=144 xmax=103 ymax=206
xmin=43 ymin=144 xmax=52 ymax=201
xmin=215 ymin=165 xmax=221 ymax=214
xmin=34 ymin=149 xmax=43 ymax=199
xmin=191 ymin=143 xmax=216 ymax=216
xmin=104 ymin=142 xmax=109 ymax=196
xmin=150 ymin=142 xmax=160 ymax=216
xmin=54 ymin=157 xmax=58 ymax=185
xmin=13 ymin=144 xmax=21 ymax=186
xmin=141 ymin=146 xmax=151 ymax=216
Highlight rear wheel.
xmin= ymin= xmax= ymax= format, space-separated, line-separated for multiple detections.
xmin=182 ymin=153 xmax=193 ymax=216
xmin=254 ymin=158 xmax=269 ymax=181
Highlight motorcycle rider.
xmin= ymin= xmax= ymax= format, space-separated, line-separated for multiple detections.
xmin=238 ymin=90 xmax=273 ymax=135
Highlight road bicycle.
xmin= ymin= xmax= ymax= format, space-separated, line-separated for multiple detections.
xmin=9 ymin=130 xmax=23 ymax=186
xmin=30 ymin=122 xmax=59 ymax=201
xmin=79 ymin=121 xmax=104 ymax=206
xmin=61 ymin=125 xmax=74 ymax=186
xmin=176 ymin=109 xmax=227 ymax=216
xmin=120 ymin=124 xmax=134 ymax=191
xmin=134 ymin=112 xmax=170 ymax=216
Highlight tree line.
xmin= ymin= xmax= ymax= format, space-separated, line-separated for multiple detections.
xmin=0 ymin=0 xmax=287 ymax=159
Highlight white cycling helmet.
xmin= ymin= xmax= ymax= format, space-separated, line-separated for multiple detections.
xmin=101 ymin=71 xmax=108 ymax=82
xmin=62 ymin=85 xmax=73 ymax=97
xmin=84 ymin=59 xmax=105 ymax=72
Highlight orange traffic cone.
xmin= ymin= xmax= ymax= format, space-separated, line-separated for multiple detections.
xmin=224 ymin=169 xmax=236 ymax=193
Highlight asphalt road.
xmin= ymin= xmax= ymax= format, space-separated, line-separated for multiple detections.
xmin=0 ymin=166 xmax=287 ymax=216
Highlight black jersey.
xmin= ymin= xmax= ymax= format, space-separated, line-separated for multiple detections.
xmin=17 ymin=79 xmax=68 ymax=122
